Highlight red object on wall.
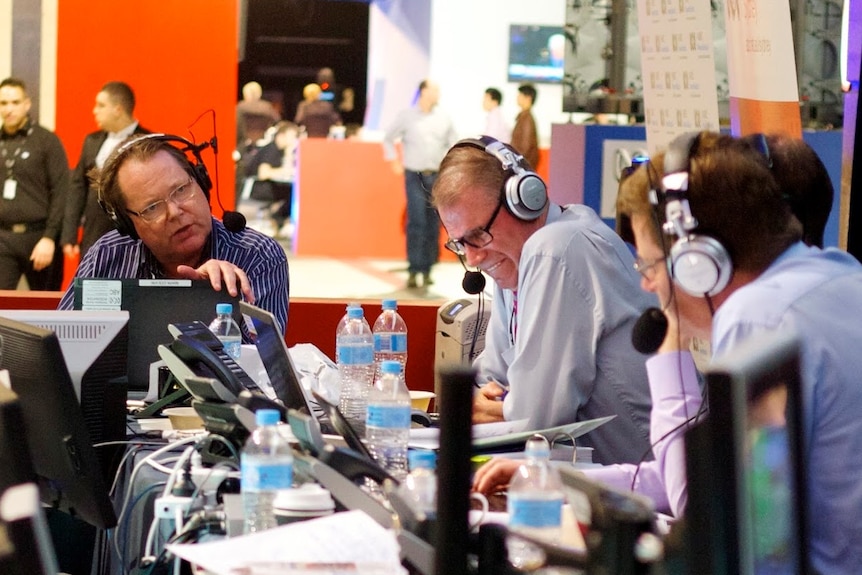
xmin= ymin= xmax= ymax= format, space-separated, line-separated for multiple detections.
xmin=55 ymin=0 xmax=239 ymax=217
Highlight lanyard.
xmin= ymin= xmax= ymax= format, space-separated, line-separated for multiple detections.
xmin=0 ymin=128 xmax=30 ymax=180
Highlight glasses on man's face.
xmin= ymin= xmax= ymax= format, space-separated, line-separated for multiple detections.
xmin=633 ymin=255 xmax=667 ymax=281
xmin=444 ymin=198 xmax=504 ymax=256
xmin=126 ymin=177 xmax=196 ymax=223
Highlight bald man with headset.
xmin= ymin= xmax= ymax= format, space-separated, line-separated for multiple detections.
xmin=432 ymin=135 xmax=655 ymax=466
xmin=57 ymin=134 xmax=288 ymax=334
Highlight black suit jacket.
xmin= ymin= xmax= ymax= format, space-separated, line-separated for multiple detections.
xmin=61 ymin=124 xmax=150 ymax=255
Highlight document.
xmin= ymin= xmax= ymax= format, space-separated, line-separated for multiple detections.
xmin=167 ymin=510 xmax=406 ymax=575
xmin=407 ymin=416 xmax=616 ymax=451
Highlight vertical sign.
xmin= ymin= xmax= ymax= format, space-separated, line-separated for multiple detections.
xmin=637 ymin=0 xmax=721 ymax=154
xmin=724 ymin=0 xmax=802 ymax=137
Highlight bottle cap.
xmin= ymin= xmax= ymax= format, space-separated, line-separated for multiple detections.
xmin=216 ymin=303 xmax=233 ymax=315
xmin=347 ymin=307 xmax=364 ymax=319
xmin=381 ymin=360 xmax=401 ymax=374
xmin=408 ymin=449 xmax=436 ymax=471
xmin=256 ymin=409 xmax=281 ymax=426
xmin=524 ymin=434 xmax=550 ymax=457
xmin=382 ymin=299 xmax=397 ymax=310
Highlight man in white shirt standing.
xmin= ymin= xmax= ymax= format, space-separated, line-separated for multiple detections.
xmin=62 ymin=81 xmax=149 ymax=257
xmin=482 ymin=87 xmax=510 ymax=143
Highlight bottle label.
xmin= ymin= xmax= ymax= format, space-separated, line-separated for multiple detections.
xmin=366 ymin=404 xmax=411 ymax=429
xmin=222 ymin=339 xmax=242 ymax=361
xmin=241 ymin=459 xmax=293 ymax=491
xmin=508 ymin=496 xmax=563 ymax=529
xmin=374 ymin=333 xmax=407 ymax=353
xmin=337 ymin=343 xmax=374 ymax=365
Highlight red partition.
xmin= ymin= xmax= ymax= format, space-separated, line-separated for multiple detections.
xmin=0 ymin=292 xmax=440 ymax=394
xmin=55 ymin=0 xmax=239 ymax=214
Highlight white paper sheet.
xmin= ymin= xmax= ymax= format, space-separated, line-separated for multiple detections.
xmin=167 ymin=510 xmax=406 ymax=575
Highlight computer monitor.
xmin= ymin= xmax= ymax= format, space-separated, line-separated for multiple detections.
xmin=0 ymin=310 xmax=129 ymax=457
xmin=72 ymin=278 xmax=241 ymax=391
xmin=0 ymin=316 xmax=117 ymax=529
xmin=685 ymin=331 xmax=809 ymax=575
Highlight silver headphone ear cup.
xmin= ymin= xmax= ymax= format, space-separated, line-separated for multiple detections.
xmin=505 ymin=172 xmax=547 ymax=221
xmin=669 ymin=235 xmax=732 ymax=297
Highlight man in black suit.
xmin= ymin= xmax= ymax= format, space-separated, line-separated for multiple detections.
xmin=61 ymin=81 xmax=149 ymax=258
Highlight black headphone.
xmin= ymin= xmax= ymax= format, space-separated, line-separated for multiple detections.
xmin=98 ymin=133 xmax=214 ymax=239
xmin=651 ymin=131 xmax=733 ymax=297
xmin=452 ymin=135 xmax=548 ymax=221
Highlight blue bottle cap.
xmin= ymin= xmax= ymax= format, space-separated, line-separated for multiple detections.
xmin=382 ymin=299 xmax=397 ymax=310
xmin=347 ymin=307 xmax=364 ymax=318
xmin=381 ymin=360 xmax=401 ymax=374
xmin=256 ymin=409 xmax=281 ymax=426
xmin=216 ymin=303 xmax=233 ymax=315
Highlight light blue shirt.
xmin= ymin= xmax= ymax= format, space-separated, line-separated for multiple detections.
xmin=713 ymin=242 xmax=862 ymax=574
xmin=382 ymin=105 xmax=458 ymax=171
xmin=479 ymin=203 xmax=656 ymax=465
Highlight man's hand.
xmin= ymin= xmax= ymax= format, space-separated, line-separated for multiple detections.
xmin=176 ymin=260 xmax=255 ymax=303
xmin=472 ymin=457 xmax=520 ymax=495
xmin=390 ymin=159 xmax=404 ymax=176
xmin=472 ymin=380 xmax=506 ymax=424
xmin=62 ymin=244 xmax=80 ymax=257
xmin=30 ymin=238 xmax=55 ymax=271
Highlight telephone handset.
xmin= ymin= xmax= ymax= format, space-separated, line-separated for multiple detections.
xmin=163 ymin=320 xmax=262 ymax=399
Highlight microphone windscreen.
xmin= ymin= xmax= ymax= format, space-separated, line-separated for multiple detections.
xmin=222 ymin=210 xmax=247 ymax=233
xmin=462 ymin=271 xmax=486 ymax=295
xmin=632 ymin=307 xmax=668 ymax=354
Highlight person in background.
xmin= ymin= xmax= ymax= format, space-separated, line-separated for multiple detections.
xmin=236 ymin=81 xmax=280 ymax=152
xmin=482 ymin=87 xmax=510 ymax=143
xmin=0 ymin=77 xmax=70 ymax=290
xmin=58 ymin=134 xmax=289 ymax=334
xmin=510 ymin=83 xmax=539 ymax=171
xmin=244 ymin=121 xmax=299 ymax=236
xmin=316 ymin=67 xmax=359 ymax=125
xmin=432 ymin=135 xmax=654 ymax=465
xmin=61 ymin=81 xmax=150 ymax=259
xmin=383 ymin=79 xmax=458 ymax=289
xmin=294 ymin=83 xmax=341 ymax=138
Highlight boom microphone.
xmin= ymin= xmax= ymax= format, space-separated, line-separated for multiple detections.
xmin=458 ymin=255 xmax=486 ymax=295
xmin=631 ymin=307 xmax=668 ymax=354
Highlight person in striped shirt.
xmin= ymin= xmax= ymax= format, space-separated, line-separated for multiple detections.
xmin=58 ymin=134 xmax=288 ymax=334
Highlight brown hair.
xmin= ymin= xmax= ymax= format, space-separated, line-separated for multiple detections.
xmin=616 ymin=131 xmax=802 ymax=275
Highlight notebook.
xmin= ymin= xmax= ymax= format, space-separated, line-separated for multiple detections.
xmin=73 ymin=278 xmax=242 ymax=391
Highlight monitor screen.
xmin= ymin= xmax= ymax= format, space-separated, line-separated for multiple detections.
xmin=0 ymin=386 xmax=36 ymax=496
xmin=0 ymin=310 xmax=129 ymax=464
xmin=508 ymin=24 xmax=565 ymax=84
xmin=0 ymin=316 xmax=117 ymax=529
xmin=686 ymin=331 xmax=808 ymax=575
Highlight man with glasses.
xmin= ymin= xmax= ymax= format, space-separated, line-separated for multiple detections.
xmin=432 ymin=139 xmax=655 ymax=465
xmin=57 ymin=135 xmax=288 ymax=334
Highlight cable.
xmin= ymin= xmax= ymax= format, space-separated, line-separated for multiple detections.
xmin=119 ymin=481 xmax=166 ymax=575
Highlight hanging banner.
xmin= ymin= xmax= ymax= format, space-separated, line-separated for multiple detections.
xmin=724 ymin=0 xmax=802 ymax=137
xmin=636 ymin=0 xmax=721 ymax=154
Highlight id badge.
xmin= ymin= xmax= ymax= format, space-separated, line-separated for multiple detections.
xmin=3 ymin=179 xmax=16 ymax=200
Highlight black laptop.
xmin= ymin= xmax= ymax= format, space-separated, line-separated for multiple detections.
xmin=73 ymin=278 xmax=242 ymax=391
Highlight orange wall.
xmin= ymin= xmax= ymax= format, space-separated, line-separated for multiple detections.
xmin=55 ymin=0 xmax=239 ymax=214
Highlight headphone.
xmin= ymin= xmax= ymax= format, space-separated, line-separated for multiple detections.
xmin=98 ymin=133 xmax=215 ymax=239
xmin=452 ymin=135 xmax=548 ymax=221
xmin=651 ymin=131 xmax=733 ymax=298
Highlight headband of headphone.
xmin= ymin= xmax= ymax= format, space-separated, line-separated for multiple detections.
xmin=453 ymin=135 xmax=548 ymax=221
xmin=98 ymin=133 xmax=213 ymax=239
xmin=651 ymin=131 xmax=733 ymax=297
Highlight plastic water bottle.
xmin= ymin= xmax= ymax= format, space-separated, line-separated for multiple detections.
xmin=398 ymin=450 xmax=437 ymax=519
xmin=336 ymin=306 xmax=375 ymax=434
xmin=366 ymin=360 xmax=411 ymax=481
xmin=336 ymin=301 xmax=362 ymax=334
xmin=506 ymin=434 xmax=565 ymax=570
xmin=209 ymin=303 xmax=242 ymax=361
xmin=372 ymin=299 xmax=408 ymax=378
xmin=241 ymin=409 xmax=294 ymax=534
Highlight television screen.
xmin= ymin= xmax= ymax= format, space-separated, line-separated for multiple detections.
xmin=508 ymin=24 xmax=565 ymax=84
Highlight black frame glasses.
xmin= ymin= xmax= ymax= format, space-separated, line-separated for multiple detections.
xmin=126 ymin=177 xmax=196 ymax=223
xmin=444 ymin=197 xmax=504 ymax=256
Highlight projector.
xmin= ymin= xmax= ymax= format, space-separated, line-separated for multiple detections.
xmin=434 ymin=297 xmax=491 ymax=410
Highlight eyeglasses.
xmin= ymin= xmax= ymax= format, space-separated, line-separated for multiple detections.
xmin=444 ymin=198 xmax=504 ymax=256
xmin=633 ymin=255 xmax=667 ymax=281
xmin=125 ymin=177 xmax=196 ymax=223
